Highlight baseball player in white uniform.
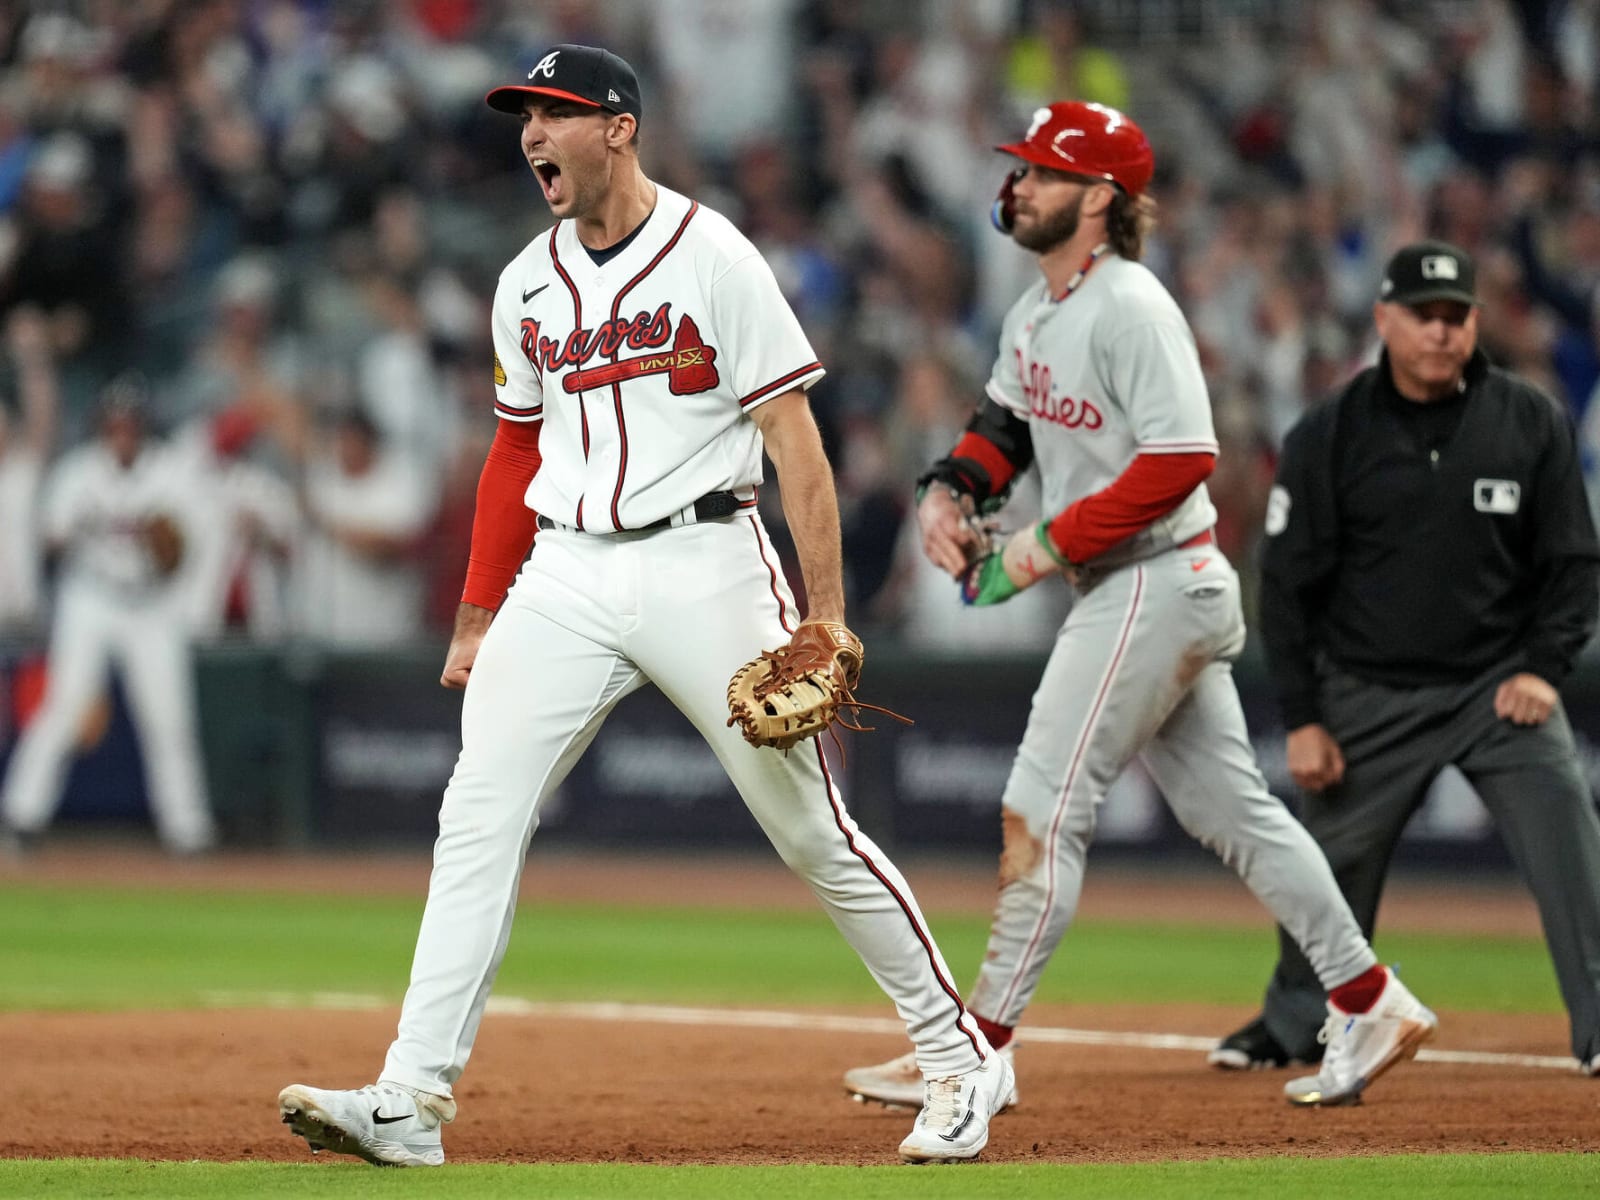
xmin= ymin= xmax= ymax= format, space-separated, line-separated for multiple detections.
xmin=843 ymin=102 xmax=1436 ymax=1110
xmin=278 ymin=44 xmax=1010 ymax=1167
xmin=0 ymin=379 xmax=214 ymax=853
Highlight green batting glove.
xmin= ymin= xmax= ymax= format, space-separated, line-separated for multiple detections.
xmin=960 ymin=521 xmax=1073 ymax=607
xmin=960 ymin=552 xmax=1020 ymax=607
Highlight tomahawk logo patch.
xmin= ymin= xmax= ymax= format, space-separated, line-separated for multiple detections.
xmin=1473 ymin=478 xmax=1520 ymax=515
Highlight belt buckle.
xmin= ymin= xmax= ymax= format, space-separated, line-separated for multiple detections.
xmin=694 ymin=491 xmax=739 ymax=521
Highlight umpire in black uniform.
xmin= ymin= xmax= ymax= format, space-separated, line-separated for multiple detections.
xmin=1210 ymin=240 xmax=1600 ymax=1076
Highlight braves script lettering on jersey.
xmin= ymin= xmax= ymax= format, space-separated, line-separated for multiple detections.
xmin=279 ymin=45 xmax=1008 ymax=1170
xmin=491 ymin=187 xmax=821 ymax=532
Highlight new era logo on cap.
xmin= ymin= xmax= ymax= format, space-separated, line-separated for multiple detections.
xmin=486 ymin=44 xmax=641 ymax=120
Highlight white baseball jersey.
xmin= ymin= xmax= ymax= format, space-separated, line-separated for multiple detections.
xmin=373 ymin=184 xmax=994 ymax=1106
xmin=984 ymin=254 xmax=1217 ymax=565
xmin=3 ymin=434 xmax=215 ymax=852
xmin=41 ymin=440 xmax=192 ymax=596
xmin=490 ymin=185 xmax=824 ymax=532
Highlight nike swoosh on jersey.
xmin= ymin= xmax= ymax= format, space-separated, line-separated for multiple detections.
xmin=522 ymin=283 xmax=549 ymax=303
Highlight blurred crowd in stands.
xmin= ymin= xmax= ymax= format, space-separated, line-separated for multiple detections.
xmin=0 ymin=0 xmax=1597 ymax=652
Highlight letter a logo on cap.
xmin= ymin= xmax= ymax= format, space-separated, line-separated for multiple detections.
xmin=530 ymin=51 xmax=560 ymax=79
xmin=1421 ymin=254 xmax=1459 ymax=280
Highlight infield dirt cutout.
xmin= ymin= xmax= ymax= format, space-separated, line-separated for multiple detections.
xmin=4 ymin=847 xmax=1599 ymax=1164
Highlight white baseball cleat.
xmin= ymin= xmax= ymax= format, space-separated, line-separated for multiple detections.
xmin=1284 ymin=967 xmax=1437 ymax=1106
xmin=278 ymin=1080 xmax=456 ymax=1167
xmin=845 ymin=1043 xmax=1018 ymax=1111
xmin=897 ymin=1052 xmax=1015 ymax=1164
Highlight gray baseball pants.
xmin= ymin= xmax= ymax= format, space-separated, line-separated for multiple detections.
xmin=1261 ymin=658 xmax=1600 ymax=1064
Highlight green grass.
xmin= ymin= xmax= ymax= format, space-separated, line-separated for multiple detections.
xmin=2 ymin=1155 xmax=1596 ymax=1199
xmin=0 ymin=883 xmax=1563 ymax=1014
xmin=0 ymin=881 xmax=1587 ymax=1197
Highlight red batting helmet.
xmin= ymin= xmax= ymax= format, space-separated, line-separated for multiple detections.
xmin=997 ymin=101 xmax=1154 ymax=196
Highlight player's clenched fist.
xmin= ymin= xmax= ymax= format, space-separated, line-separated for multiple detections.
xmin=961 ymin=522 xmax=1072 ymax=607
xmin=440 ymin=604 xmax=495 ymax=689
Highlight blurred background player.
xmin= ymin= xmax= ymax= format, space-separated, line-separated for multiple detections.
xmin=1210 ymin=241 xmax=1600 ymax=1077
xmin=0 ymin=373 xmax=214 ymax=854
xmin=844 ymin=99 xmax=1435 ymax=1111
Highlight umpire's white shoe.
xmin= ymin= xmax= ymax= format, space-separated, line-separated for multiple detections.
xmin=897 ymin=1053 xmax=1014 ymax=1164
xmin=846 ymin=1043 xmax=1018 ymax=1110
xmin=278 ymin=1080 xmax=456 ymax=1167
xmin=1284 ymin=967 xmax=1437 ymax=1106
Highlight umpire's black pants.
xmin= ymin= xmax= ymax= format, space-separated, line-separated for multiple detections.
xmin=1261 ymin=657 xmax=1600 ymax=1064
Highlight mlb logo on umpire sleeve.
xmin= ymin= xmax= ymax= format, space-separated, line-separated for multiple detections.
xmin=1473 ymin=478 xmax=1520 ymax=514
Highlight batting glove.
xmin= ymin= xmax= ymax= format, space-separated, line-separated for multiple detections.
xmin=960 ymin=521 xmax=1073 ymax=606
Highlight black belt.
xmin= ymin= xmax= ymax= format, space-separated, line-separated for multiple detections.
xmin=537 ymin=490 xmax=744 ymax=533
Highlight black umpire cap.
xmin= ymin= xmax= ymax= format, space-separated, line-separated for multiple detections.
xmin=1378 ymin=240 xmax=1477 ymax=307
xmin=485 ymin=44 xmax=641 ymax=121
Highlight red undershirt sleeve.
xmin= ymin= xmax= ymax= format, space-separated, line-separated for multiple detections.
xmin=1046 ymin=451 xmax=1216 ymax=563
xmin=460 ymin=418 xmax=543 ymax=612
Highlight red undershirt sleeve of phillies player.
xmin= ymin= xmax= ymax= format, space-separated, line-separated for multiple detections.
xmin=950 ymin=431 xmax=1019 ymax=496
xmin=1046 ymin=451 xmax=1216 ymax=563
xmin=460 ymin=418 xmax=543 ymax=611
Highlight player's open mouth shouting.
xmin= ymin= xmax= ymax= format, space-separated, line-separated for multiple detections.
xmin=531 ymin=158 xmax=561 ymax=203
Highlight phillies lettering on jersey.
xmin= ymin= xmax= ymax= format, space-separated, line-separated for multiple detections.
xmin=986 ymin=255 xmax=1218 ymax=563
xmin=1016 ymin=352 xmax=1103 ymax=429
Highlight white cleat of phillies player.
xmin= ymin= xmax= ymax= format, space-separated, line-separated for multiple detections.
xmin=844 ymin=100 xmax=1435 ymax=1112
xmin=277 ymin=43 xmax=1006 ymax=1167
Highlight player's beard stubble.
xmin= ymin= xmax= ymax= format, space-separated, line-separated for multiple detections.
xmin=1012 ymin=190 xmax=1084 ymax=254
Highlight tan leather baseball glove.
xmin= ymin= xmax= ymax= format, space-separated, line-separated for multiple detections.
xmin=726 ymin=620 xmax=907 ymax=752
xmin=141 ymin=513 xmax=185 ymax=578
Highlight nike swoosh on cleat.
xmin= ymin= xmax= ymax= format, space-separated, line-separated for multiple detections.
xmin=372 ymin=1109 xmax=410 ymax=1125
xmin=522 ymin=284 xmax=549 ymax=303
xmin=938 ymin=1097 xmax=977 ymax=1142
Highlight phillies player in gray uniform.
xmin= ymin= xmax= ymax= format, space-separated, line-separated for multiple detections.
xmin=844 ymin=101 xmax=1435 ymax=1110
xmin=277 ymin=45 xmax=1010 ymax=1167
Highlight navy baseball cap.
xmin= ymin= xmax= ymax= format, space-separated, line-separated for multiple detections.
xmin=1379 ymin=240 xmax=1477 ymax=307
xmin=485 ymin=44 xmax=641 ymax=120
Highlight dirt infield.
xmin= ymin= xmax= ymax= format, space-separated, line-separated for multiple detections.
xmin=4 ymin=847 xmax=1599 ymax=1164
xmin=6 ymin=1004 xmax=1596 ymax=1164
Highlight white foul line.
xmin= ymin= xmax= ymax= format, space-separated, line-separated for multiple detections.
xmin=200 ymin=991 xmax=1582 ymax=1073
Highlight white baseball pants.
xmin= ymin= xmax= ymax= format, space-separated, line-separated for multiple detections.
xmin=1 ymin=584 xmax=214 ymax=852
xmin=382 ymin=515 xmax=987 ymax=1095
